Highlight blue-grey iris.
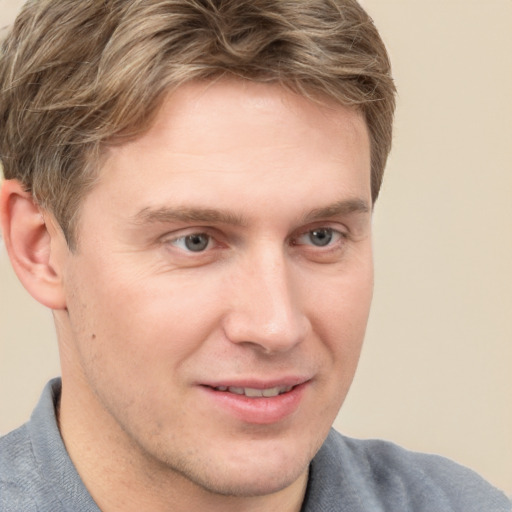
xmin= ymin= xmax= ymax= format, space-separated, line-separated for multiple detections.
xmin=309 ymin=228 xmax=333 ymax=247
xmin=185 ymin=234 xmax=209 ymax=252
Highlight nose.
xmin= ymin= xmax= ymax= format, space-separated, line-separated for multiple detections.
xmin=222 ymin=247 xmax=310 ymax=354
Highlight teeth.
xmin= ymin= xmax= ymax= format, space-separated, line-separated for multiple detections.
xmin=214 ymin=385 xmax=293 ymax=397
xmin=262 ymin=387 xmax=283 ymax=397
xmin=245 ymin=387 xmax=266 ymax=397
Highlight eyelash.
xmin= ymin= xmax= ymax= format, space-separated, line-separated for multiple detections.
xmin=169 ymin=232 xmax=217 ymax=253
xmin=292 ymin=227 xmax=346 ymax=249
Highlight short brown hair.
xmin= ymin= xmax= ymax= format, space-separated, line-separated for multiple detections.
xmin=0 ymin=0 xmax=395 ymax=248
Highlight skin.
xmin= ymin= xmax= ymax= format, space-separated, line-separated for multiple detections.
xmin=1 ymin=80 xmax=373 ymax=512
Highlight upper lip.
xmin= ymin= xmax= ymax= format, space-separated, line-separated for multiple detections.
xmin=200 ymin=376 xmax=311 ymax=390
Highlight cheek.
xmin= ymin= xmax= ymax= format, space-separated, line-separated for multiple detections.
xmin=309 ymin=256 xmax=373 ymax=331
xmin=71 ymin=263 xmax=225 ymax=372
xmin=306 ymin=256 xmax=373 ymax=378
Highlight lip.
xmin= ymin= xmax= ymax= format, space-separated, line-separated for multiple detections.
xmin=198 ymin=377 xmax=311 ymax=425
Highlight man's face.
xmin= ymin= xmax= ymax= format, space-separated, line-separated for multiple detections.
xmin=57 ymin=80 xmax=373 ymax=497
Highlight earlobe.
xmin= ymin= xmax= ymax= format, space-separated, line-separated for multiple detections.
xmin=0 ymin=179 xmax=67 ymax=310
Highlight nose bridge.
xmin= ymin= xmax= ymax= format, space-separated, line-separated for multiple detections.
xmin=224 ymin=243 xmax=308 ymax=352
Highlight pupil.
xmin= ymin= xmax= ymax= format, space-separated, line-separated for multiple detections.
xmin=185 ymin=234 xmax=209 ymax=252
xmin=310 ymin=228 xmax=332 ymax=247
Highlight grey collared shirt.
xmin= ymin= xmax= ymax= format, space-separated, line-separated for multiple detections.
xmin=1 ymin=379 xmax=510 ymax=512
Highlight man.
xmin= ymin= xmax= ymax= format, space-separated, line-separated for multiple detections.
xmin=0 ymin=0 xmax=509 ymax=511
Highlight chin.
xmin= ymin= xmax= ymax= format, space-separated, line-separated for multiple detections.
xmin=188 ymin=460 xmax=308 ymax=498
xmin=156 ymin=437 xmax=312 ymax=499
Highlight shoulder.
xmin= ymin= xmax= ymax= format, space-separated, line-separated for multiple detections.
xmin=0 ymin=425 xmax=39 ymax=512
xmin=1 ymin=380 xmax=101 ymax=512
xmin=305 ymin=429 xmax=511 ymax=512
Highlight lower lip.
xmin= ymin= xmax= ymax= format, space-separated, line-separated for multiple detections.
xmin=199 ymin=383 xmax=308 ymax=425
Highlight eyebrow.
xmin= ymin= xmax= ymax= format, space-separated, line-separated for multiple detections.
xmin=301 ymin=198 xmax=371 ymax=223
xmin=131 ymin=198 xmax=370 ymax=227
xmin=131 ymin=206 xmax=247 ymax=227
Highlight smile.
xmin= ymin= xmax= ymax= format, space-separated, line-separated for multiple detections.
xmin=201 ymin=381 xmax=308 ymax=424
xmin=212 ymin=385 xmax=294 ymax=397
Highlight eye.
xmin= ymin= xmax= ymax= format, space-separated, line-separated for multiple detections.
xmin=294 ymin=228 xmax=344 ymax=247
xmin=170 ymin=233 xmax=212 ymax=252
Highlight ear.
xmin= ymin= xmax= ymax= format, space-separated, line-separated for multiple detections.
xmin=0 ymin=179 xmax=67 ymax=310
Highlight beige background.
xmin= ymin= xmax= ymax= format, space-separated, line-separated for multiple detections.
xmin=1 ymin=0 xmax=511 ymax=495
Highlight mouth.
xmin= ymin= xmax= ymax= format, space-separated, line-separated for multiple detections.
xmin=210 ymin=385 xmax=294 ymax=398
xmin=199 ymin=379 xmax=309 ymax=424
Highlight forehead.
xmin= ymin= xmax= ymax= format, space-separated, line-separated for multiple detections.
xmin=83 ymin=80 xmax=371 ymax=231
xmin=139 ymin=80 xmax=368 ymax=158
